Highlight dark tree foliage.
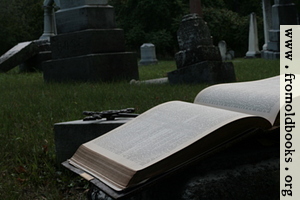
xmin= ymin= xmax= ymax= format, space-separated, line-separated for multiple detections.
xmin=110 ymin=0 xmax=266 ymax=57
xmin=0 ymin=0 xmax=43 ymax=55
xmin=110 ymin=0 xmax=189 ymax=58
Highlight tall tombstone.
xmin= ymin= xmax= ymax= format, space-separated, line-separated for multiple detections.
xmin=168 ymin=14 xmax=236 ymax=84
xmin=263 ymin=0 xmax=298 ymax=59
xmin=261 ymin=0 xmax=272 ymax=53
xmin=245 ymin=13 xmax=261 ymax=58
xmin=43 ymin=0 xmax=139 ymax=82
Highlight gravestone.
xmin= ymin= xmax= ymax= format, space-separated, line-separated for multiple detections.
xmin=261 ymin=0 xmax=272 ymax=54
xmin=263 ymin=0 xmax=298 ymax=59
xmin=139 ymin=43 xmax=158 ymax=66
xmin=218 ymin=41 xmax=234 ymax=61
xmin=245 ymin=13 xmax=261 ymax=58
xmin=0 ymin=41 xmax=41 ymax=72
xmin=168 ymin=14 xmax=236 ymax=84
xmin=43 ymin=1 xmax=139 ymax=82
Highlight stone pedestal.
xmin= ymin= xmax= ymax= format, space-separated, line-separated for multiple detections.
xmin=43 ymin=2 xmax=139 ymax=82
xmin=168 ymin=14 xmax=235 ymax=84
xmin=263 ymin=0 xmax=298 ymax=59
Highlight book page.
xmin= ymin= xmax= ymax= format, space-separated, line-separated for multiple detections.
xmin=194 ymin=76 xmax=280 ymax=124
xmin=83 ymin=101 xmax=253 ymax=171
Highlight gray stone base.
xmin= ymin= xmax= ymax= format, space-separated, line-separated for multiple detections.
xmin=262 ymin=50 xmax=280 ymax=59
xmin=43 ymin=52 xmax=139 ymax=82
xmin=245 ymin=51 xmax=261 ymax=58
xmin=269 ymin=29 xmax=280 ymax=42
xmin=175 ymin=45 xmax=221 ymax=69
xmin=51 ymin=29 xmax=125 ymax=59
xmin=55 ymin=118 xmax=134 ymax=165
xmin=168 ymin=61 xmax=236 ymax=84
xmin=55 ymin=5 xmax=116 ymax=34
xmin=267 ymin=41 xmax=280 ymax=52
xmin=139 ymin=60 xmax=158 ymax=66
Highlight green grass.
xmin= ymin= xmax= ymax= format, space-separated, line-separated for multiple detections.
xmin=0 ymin=58 xmax=279 ymax=199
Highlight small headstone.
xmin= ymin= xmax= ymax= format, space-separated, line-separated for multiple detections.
xmin=0 ymin=41 xmax=40 ymax=72
xmin=245 ymin=13 xmax=261 ymax=58
xmin=218 ymin=40 xmax=234 ymax=61
xmin=218 ymin=40 xmax=227 ymax=61
xmin=139 ymin=43 xmax=158 ymax=66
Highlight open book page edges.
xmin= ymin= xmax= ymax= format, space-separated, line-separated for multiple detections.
xmin=69 ymin=99 xmax=273 ymax=190
xmin=194 ymin=76 xmax=280 ymax=125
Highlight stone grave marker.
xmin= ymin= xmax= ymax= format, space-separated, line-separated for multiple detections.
xmin=43 ymin=0 xmax=139 ymax=82
xmin=168 ymin=14 xmax=236 ymax=84
xmin=218 ymin=40 xmax=234 ymax=61
xmin=245 ymin=13 xmax=261 ymax=58
xmin=261 ymin=0 xmax=272 ymax=54
xmin=218 ymin=40 xmax=227 ymax=61
xmin=139 ymin=43 xmax=158 ymax=66
xmin=0 ymin=41 xmax=40 ymax=72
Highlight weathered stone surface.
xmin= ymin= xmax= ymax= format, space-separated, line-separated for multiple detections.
xmin=268 ymin=30 xmax=280 ymax=42
xmin=55 ymin=118 xmax=133 ymax=165
xmin=0 ymin=41 xmax=40 ymax=72
xmin=177 ymin=14 xmax=212 ymax=50
xmin=139 ymin=43 xmax=158 ymax=66
xmin=245 ymin=13 xmax=261 ymax=58
xmin=59 ymin=0 xmax=108 ymax=10
xmin=43 ymin=52 xmax=139 ymax=82
xmin=175 ymin=45 xmax=221 ymax=69
xmin=168 ymin=61 xmax=236 ymax=84
xmin=51 ymin=29 xmax=125 ymax=59
xmin=264 ymin=0 xmax=298 ymax=59
xmin=55 ymin=5 xmax=116 ymax=34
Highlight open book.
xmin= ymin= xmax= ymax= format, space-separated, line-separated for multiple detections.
xmin=67 ymin=76 xmax=280 ymax=192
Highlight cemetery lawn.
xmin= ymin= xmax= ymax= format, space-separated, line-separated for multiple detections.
xmin=0 ymin=58 xmax=279 ymax=199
